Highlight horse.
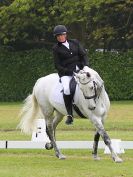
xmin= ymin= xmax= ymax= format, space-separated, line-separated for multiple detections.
xmin=18 ymin=66 xmax=122 ymax=163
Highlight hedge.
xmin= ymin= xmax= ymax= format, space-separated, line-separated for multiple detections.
xmin=89 ymin=52 xmax=133 ymax=100
xmin=0 ymin=49 xmax=55 ymax=101
xmin=0 ymin=48 xmax=133 ymax=101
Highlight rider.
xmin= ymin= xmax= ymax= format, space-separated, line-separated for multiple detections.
xmin=53 ymin=25 xmax=89 ymax=125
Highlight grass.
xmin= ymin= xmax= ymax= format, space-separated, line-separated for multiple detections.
xmin=0 ymin=101 xmax=133 ymax=140
xmin=0 ymin=149 xmax=132 ymax=177
xmin=0 ymin=101 xmax=133 ymax=177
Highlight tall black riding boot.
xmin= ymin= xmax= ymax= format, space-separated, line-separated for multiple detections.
xmin=63 ymin=94 xmax=73 ymax=125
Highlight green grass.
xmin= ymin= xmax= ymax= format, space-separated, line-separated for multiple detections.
xmin=0 ymin=149 xmax=132 ymax=177
xmin=0 ymin=101 xmax=133 ymax=177
xmin=0 ymin=102 xmax=21 ymax=130
xmin=0 ymin=101 xmax=133 ymax=140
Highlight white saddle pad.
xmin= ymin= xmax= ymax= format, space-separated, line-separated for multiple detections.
xmin=51 ymin=80 xmax=79 ymax=105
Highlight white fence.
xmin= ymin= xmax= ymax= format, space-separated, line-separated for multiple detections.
xmin=0 ymin=140 xmax=133 ymax=150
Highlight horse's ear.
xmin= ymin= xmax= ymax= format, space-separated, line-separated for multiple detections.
xmin=73 ymin=72 xmax=77 ymax=76
xmin=86 ymin=72 xmax=91 ymax=77
xmin=73 ymin=72 xmax=80 ymax=78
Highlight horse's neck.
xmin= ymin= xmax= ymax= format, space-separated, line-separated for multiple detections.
xmin=97 ymin=86 xmax=110 ymax=111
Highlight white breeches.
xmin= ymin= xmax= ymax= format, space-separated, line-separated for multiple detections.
xmin=60 ymin=76 xmax=73 ymax=95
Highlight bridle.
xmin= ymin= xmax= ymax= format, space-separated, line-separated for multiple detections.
xmin=74 ymin=71 xmax=104 ymax=111
xmin=79 ymin=79 xmax=97 ymax=101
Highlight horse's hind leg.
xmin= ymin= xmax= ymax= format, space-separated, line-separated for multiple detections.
xmin=41 ymin=104 xmax=65 ymax=160
xmin=45 ymin=117 xmax=66 ymax=159
xmin=92 ymin=130 xmax=100 ymax=160
xmin=46 ymin=111 xmax=64 ymax=147
xmin=53 ymin=111 xmax=64 ymax=132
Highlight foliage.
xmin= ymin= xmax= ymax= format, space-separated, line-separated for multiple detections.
xmin=0 ymin=0 xmax=47 ymax=44
xmin=87 ymin=0 xmax=133 ymax=50
xmin=90 ymin=51 xmax=133 ymax=100
xmin=0 ymin=0 xmax=132 ymax=50
xmin=0 ymin=48 xmax=133 ymax=101
xmin=0 ymin=0 xmax=14 ymax=7
xmin=0 ymin=48 xmax=55 ymax=101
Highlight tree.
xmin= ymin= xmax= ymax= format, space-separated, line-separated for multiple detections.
xmin=0 ymin=0 xmax=132 ymax=50
xmin=87 ymin=0 xmax=133 ymax=51
xmin=0 ymin=0 xmax=14 ymax=7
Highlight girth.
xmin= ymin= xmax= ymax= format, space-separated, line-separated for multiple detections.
xmin=69 ymin=77 xmax=86 ymax=118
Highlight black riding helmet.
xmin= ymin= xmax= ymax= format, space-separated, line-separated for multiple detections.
xmin=53 ymin=25 xmax=67 ymax=36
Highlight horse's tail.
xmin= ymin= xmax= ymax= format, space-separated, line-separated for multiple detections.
xmin=18 ymin=91 xmax=39 ymax=134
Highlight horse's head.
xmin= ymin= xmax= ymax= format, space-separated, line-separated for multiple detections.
xmin=74 ymin=70 xmax=97 ymax=110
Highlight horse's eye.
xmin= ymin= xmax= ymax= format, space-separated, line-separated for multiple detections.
xmin=86 ymin=72 xmax=90 ymax=77
xmin=90 ymin=86 xmax=93 ymax=90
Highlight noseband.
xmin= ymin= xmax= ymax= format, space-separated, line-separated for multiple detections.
xmin=79 ymin=80 xmax=97 ymax=101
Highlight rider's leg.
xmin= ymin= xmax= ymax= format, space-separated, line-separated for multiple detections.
xmin=63 ymin=94 xmax=73 ymax=124
xmin=61 ymin=76 xmax=73 ymax=125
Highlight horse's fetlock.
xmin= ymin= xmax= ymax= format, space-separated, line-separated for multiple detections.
xmin=104 ymin=138 xmax=111 ymax=145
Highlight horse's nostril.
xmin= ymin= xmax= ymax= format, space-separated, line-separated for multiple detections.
xmin=89 ymin=107 xmax=96 ymax=110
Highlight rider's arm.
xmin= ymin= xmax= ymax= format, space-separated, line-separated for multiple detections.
xmin=75 ymin=39 xmax=89 ymax=67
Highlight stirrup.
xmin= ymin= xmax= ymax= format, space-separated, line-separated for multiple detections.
xmin=65 ymin=115 xmax=73 ymax=125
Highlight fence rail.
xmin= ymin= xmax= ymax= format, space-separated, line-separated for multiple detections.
xmin=0 ymin=140 xmax=133 ymax=150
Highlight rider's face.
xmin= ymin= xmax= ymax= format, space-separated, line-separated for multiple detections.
xmin=56 ymin=34 xmax=67 ymax=43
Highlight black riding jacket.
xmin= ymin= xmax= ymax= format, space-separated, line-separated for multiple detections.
xmin=53 ymin=39 xmax=89 ymax=77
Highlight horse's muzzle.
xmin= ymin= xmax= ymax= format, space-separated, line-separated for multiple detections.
xmin=89 ymin=106 xmax=96 ymax=110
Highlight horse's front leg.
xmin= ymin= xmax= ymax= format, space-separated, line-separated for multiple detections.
xmin=100 ymin=130 xmax=123 ymax=162
xmin=92 ymin=131 xmax=100 ymax=160
xmin=90 ymin=116 xmax=123 ymax=163
xmin=46 ymin=119 xmax=66 ymax=160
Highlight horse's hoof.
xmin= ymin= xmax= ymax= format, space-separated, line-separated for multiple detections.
xmin=59 ymin=154 xmax=66 ymax=160
xmin=94 ymin=156 xmax=100 ymax=161
xmin=56 ymin=153 xmax=66 ymax=160
xmin=113 ymin=157 xmax=123 ymax=163
xmin=93 ymin=155 xmax=100 ymax=161
xmin=45 ymin=142 xmax=53 ymax=150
